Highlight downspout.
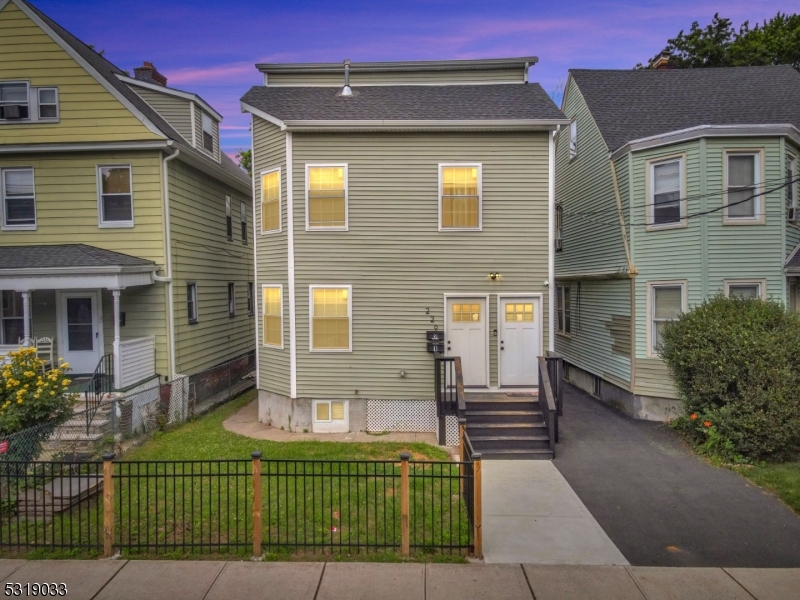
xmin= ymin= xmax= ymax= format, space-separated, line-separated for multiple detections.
xmin=155 ymin=146 xmax=180 ymax=380
xmin=548 ymin=129 xmax=555 ymax=352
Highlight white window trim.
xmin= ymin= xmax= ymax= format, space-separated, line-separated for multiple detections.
xmin=569 ymin=121 xmax=577 ymax=160
xmin=0 ymin=81 xmax=30 ymax=123
xmin=305 ymin=163 xmax=349 ymax=231
xmin=788 ymin=153 xmax=798 ymax=226
xmin=723 ymin=149 xmax=765 ymax=225
xmin=36 ymin=87 xmax=59 ymax=122
xmin=308 ymin=284 xmax=352 ymax=353
xmin=261 ymin=284 xmax=284 ymax=349
xmin=260 ymin=167 xmax=282 ymax=234
xmin=228 ymin=282 xmax=236 ymax=318
xmin=724 ymin=279 xmax=767 ymax=300
xmin=1 ymin=167 xmax=37 ymax=231
xmin=438 ymin=163 xmax=483 ymax=232
xmin=187 ymin=282 xmax=198 ymax=325
xmin=96 ymin=164 xmax=134 ymax=228
xmin=646 ymin=281 xmax=687 ymax=358
xmin=555 ymin=284 xmax=571 ymax=336
xmin=646 ymin=153 xmax=686 ymax=231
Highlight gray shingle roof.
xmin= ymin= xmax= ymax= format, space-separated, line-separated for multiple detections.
xmin=20 ymin=0 xmax=249 ymax=186
xmin=0 ymin=245 xmax=155 ymax=270
xmin=570 ymin=66 xmax=800 ymax=153
xmin=240 ymin=84 xmax=567 ymax=122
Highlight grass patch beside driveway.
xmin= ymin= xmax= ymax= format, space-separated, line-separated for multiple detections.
xmin=733 ymin=461 xmax=800 ymax=515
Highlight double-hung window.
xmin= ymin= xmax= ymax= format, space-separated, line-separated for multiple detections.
xmin=2 ymin=168 xmax=36 ymax=229
xmin=306 ymin=165 xmax=347 ymax=230
xmin=262 ymin=286 xmax=282 ymax=348
xmin=228 ymin=283 xmax=236 ymax=317
xmin=725 ymin=151 xmax=762 ymax=222
xmin=650 ymin=157 xmax=683 ymax=227
xmin=788 ymin=155 xmax=797 ymax=222
xmin=649 ymin=283 xmax=684 ymax=355
xmin=310 ymin=286 xmax=351 ymax=351
xmin=37 ymin=88 xmax=58 ymax=120
xmin=1 ymin=291 xmax=26 ymax=344
xmin=98 ymin=165 xmax=133 ymax=227
xmin=261 ymin=169 xmax=281 ymax=233
xmin=440 ymin=164 xmax=481 ymax=230
xmin=201 ymin=112 xmax=214 ymax=153
xmin=240 ymin=201 xmax=247 ymax=243
xmin=556 ymin=284 xmax=571 ymax=334
xmin=247 ymin=282 xmax=255 ymax=316
xmin=187 ymin=283 xmax=198 ymax=325
xmin=569 ymin=121 xmax=577 ymax=159
xmin=0 ymin=82 xmax=29 ymax=120
xmin=225 ymin=196 xmax=232 ymax=240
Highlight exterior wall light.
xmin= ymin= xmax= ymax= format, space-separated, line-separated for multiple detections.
xmin=489 ymin=272 xmax=500 ymax=280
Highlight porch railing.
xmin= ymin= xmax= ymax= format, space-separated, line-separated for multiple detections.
xmin=85 ymin=354 xmax=113 ymax=433
xmin=434 ymin=356 xmax=464 ymax=445
xmin=537 ymin=356 xmax=558 ymax=454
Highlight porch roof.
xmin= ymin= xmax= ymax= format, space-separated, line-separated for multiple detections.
xmin=0 ymin=244 xmax=159 ymax=290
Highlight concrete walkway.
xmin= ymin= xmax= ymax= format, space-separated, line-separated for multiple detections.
xmin=1 ymin=559 xmax=798 ymax=599
xmin=482 ymin=460 xmax=628 ymax=565
xmin=554 ymin=383 xmax=800 ymax=567
xmin=223 ymin=398 xmax=439 ymax=445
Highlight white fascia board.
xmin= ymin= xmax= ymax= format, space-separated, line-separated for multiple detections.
xmin=240 ymin=102 xmax=287 ymax=130
xmin=283 ymin=119 xmax=570 ymax=132
xmin=12 ymin=0 xmax=167 ymax=140
xmin=118 ymin=74 xmax=224 ymax=122
xmin=0 ymin=264 xmax=157 ymax=277
xmin=610 ymin=124 xmax=800 ymax=161
xmin=256 ymin=56 xmax=539 ymax=73
xmin=0 ymin=140 xmax=172 ymax=154
xmin=265 ymin=81 xmax=524 ymax=87
xmin=0 ymin=271 xmax=156 ymax=291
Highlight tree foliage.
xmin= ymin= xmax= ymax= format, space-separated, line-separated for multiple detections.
xmin=236 ymin=149 xmax=252 ymax=177
xmin=641 ymin=12 xmax=800 ymax=70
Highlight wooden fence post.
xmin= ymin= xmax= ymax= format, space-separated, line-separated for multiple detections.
xmin=251 ymin=451 xmax=263 ymax=558
xmin=400 ymin=452 xmax=410 ymax=557
xmin=473 ymin=453 xmax=482 ymax=559
xmin=102 ymin=453 xmax=114 ymax=558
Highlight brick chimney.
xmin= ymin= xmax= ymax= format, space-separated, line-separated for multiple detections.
xmin=133 ymin=62 xmax=167 ymax=86
xmin=652 ymin=52 xmax=674 ymax=70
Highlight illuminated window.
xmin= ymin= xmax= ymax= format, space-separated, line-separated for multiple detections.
xmin=262 ymin=286 xmax=282 ymax=348
xmin=261 ymin=169 xmax=280 ymax=233
xmin=97 ymin=165 xmax=133 ymax=227
xmin=311 ymin=287 xmax=351 ymax=350
xmin=307 ymin=165 xmax=347 ymax=229
xmin=452 ymin=303 xmax=481 ymax=322
xmin=440 ymin=165 xmax=481 ymax=230
xmin=506 ymin=303 xmax=534 ymax=322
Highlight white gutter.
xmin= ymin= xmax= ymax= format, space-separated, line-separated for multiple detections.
xmin=158 ymin=147 xmax=181 ymax=380
xmin=0 ymin=141 xmax=171 ymax=154
xmin=548 ymin=130 xmax=555 ymax=352
xmin=282 ymin=119 xmax=570 ymax=132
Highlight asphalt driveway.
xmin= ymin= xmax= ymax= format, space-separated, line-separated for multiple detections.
xmin=553 ymin=383 xmax=800 ymax=567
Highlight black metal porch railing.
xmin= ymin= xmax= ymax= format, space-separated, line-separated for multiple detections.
xmin=537 ymin=356 xmax=558 ymax=454
xmin=85 ymin=354 xmax=114 ymax=434
xmin=435 ymin=356 xmax=464 ymax=445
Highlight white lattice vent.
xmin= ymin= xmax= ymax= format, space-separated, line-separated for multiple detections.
xmin=444 ymin=415 xmax=459 ymax=447
xmin=366 ymin=399 xmax=437 ymax=432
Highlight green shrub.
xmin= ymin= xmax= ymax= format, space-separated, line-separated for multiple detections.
xmin=660 ymin=294 xmax=800 ymax=461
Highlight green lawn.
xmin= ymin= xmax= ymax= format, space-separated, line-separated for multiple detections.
xmin=733 ymin=461 xmax=800 ymax=515
xmin=126 ymin=389 xmax=449 ymax=462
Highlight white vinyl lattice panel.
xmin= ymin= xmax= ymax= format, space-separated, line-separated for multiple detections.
xmin=367 ymin=399 xmax=437 ymax=432
xmin=445 ymin=415 xmax=459 ymax=447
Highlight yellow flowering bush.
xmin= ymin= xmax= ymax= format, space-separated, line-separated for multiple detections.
xmin=0 ymin=347 xmax=76 ymax=436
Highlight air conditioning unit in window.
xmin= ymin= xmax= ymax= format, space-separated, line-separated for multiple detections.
xmin=555 ymin=237 xmax=563 ymax=251
xmin=789 ymin=207 xmax=797 ymax=223
xmin=0 ymin=105 xmax=27 ymax=120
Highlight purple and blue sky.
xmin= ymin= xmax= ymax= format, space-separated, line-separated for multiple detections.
xmin=35 ymin=0 xmax=794 ymax=158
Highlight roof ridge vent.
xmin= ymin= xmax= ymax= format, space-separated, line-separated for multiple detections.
xmin=341 ymin=59 xmax=353 ymax=96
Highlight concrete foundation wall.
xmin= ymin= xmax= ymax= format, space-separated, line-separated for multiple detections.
xmin=258 ymin=390 xmax=368 ymax=433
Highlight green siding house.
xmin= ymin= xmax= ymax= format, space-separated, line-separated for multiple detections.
xmin=554 ymin=65 xmax=800 ymax=420
xmin=241 ymin=58 xmax=568 ymax=433
xmin=0 ymin=0 xmax=253 ymax=389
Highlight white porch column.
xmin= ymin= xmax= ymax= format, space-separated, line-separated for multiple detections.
xmin=21 ymin=291 xmax=31 ymax=346
xmin=112 ymin=290 xmax=121 ymax=390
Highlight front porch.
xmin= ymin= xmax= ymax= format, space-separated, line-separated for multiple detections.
xmin=0 ymin=244 xmax=163 ymax=391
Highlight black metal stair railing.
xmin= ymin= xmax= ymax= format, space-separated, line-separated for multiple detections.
xmin=85 ymin=353 xmax=113 ymax=435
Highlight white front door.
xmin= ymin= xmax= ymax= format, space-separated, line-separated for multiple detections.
xmin=446 ymin=298 xmax=487 ymax=387
xmin=58 ymin=291 xmax=103 ymax=374
xmin=499 ymin=297 xmax=540 ymax=386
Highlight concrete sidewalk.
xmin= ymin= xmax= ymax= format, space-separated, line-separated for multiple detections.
xmin=1 ymin=559 xmax=799 ymax=599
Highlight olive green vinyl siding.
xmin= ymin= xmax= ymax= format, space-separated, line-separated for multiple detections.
xmin=252 ymin=117 xmax=289 ymax=396
xmin=0 ymin=2 xmax=159 ymax=144
xmin=168 ymin=159 xmax=254 ymax=375
xmin=194 ymin=106 xmax=219 ymax=161
xmin=553 ymin=279 xmax=631 ymax=388
xmin=290 ymin=131 xmax=550 ymax=399
xmin=129 ymin=85 xmax=193 ymax=143
xmin=266 ymin=68 xmax=524 ymax=87
xmin=554 ymin=79 xmax=627 ymax=276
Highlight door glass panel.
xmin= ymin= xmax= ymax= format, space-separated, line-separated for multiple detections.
xmin=67 ymin=297 xmax=93 ymax=351
xmin=452 ymin=303 xmax=480 ymax=322
xmin=505 ymin=302 xmax=534 ymax=322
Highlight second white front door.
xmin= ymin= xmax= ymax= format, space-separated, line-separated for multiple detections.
xmin=499 ymin=297 xmax=540 ymax=386
xmin=446 ymin=298 xmax=487 ymax=387
xmin=58 ymin=291 xmax=103 ymax=374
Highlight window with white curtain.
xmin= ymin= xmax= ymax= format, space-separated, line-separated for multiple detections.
xmin=650 ymin=284 xmax=684 ymax=355
xmin=651 ymin=158 xmax=682 ymax=226
xmin=726 ymin=153 xmax=760 ymax=220
xmin=2 ymin=168 xmax=35 ymax=229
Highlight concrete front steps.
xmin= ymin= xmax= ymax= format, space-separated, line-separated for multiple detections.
xmin=465 ymin=395 xmax=553 ymax=460
xmin=42 ymin=398 xmax=114 ymax=456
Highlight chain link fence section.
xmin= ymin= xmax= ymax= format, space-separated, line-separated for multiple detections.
xmin=0 ymin=351 xmax=256 ymax=463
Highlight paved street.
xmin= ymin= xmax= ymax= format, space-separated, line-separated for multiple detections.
xmin=1 ymin=560 xmax=798 ymax=599
xmin=554 ymin=384 xmax=800 ymax=567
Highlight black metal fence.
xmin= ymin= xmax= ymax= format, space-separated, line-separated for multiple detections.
xmin=0 ymin=454 xmax=477 ymax=558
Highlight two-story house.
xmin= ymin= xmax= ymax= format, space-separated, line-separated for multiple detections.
xmin=0 ymin=0 xmax=253 ymax=390
xmin=241 ymin=57 xmax=568 ymax=436
xmin=554 ymin=64 xmax=800 ymax=420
